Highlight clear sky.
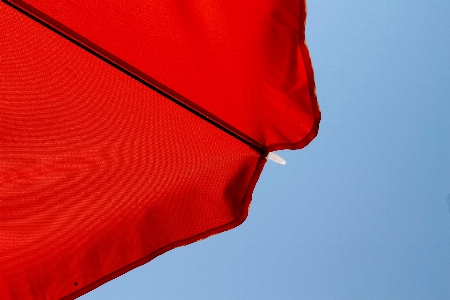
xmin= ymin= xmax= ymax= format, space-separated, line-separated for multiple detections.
xmin=80 ymin=1 xmax=450 ymax=299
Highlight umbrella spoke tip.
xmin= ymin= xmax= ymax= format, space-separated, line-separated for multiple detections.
xmin=266 ymin=152 xmax=286 ymax=165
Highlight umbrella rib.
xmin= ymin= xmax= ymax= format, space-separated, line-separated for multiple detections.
xmin=3 ymin=0 xmax=268 ymax=157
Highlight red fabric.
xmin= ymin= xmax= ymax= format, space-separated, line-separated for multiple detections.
xmin=0 ymin=0 xmax=319 ymax=299
xmin=6 ymin=0 xmax=320 ymax=150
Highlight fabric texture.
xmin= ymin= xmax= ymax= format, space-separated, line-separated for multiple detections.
xmin=0 ymin=0 xmax=319 ymax=298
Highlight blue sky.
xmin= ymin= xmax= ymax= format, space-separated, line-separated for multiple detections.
xmin=80 ymin=1 xmax=450 ymax=299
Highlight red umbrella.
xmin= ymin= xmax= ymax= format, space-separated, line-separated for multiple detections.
xmin=0 ymin=0 xmax=320 ymax=298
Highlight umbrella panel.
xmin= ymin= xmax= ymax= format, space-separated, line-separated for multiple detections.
xmin=0 ymin=3 xmax=264 ymax=299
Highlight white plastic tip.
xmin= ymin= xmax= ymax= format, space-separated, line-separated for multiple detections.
xmin=266 ymin=152 xmax=286 ymax=165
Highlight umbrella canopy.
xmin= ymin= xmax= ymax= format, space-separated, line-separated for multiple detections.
xmin=0 ymin=0 xmax=320 ymax=298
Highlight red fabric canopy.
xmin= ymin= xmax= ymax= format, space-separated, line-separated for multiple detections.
xmin=0 ymin=1 xmax=320 ymax=298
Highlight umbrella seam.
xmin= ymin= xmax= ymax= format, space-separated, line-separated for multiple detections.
xmin=3 ymin=0 xmax=268 ymax=157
